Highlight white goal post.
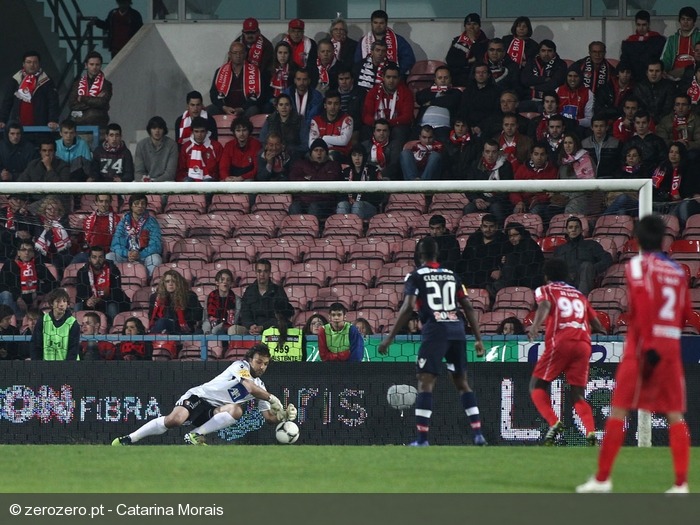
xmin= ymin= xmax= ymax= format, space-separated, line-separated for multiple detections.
xmin=3 ymin=177 xmax=654 ymax=446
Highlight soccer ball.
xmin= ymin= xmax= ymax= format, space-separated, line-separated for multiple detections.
xmin=386 ymin=384 xmax=417 ymax=410
xmin=275 ymin=421 xmax=300 ymax=444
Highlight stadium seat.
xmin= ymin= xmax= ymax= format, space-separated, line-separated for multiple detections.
xmin=546 ymin=213 xmax=589 ymax=237
xmin=213 ymin=238 xmax=258 ymax=263
xmin=116 ymin=262 xmax=149 ymax=287
xmin=68 ymin=212 xmax=89 ymax=230
xmin=278 ymin=214 xmax=320 ymax=240
xmin=682 ymin=214 xmax=700 ymax=239
xmin=588 ymin=287 xmax=628 ymax=325
xmin=303 ymin=238 xmax=348 ymax=263
xmin=356 ymin=287 xmax=401 ymax=311
xmin=294 ymin=310 xmax=327 ymax=331
xmin=456 ymin=213 xmax=488 ymax=237
xmin=466 ymin=288 xmax=490 ymax=312
xmin=479 ymin=310 xmax=519 ymax=334
xmin=187 ymin=213 xmax=235 ymax=239
xmin=292 ymin=259 xmax=341 ymax=278
xmin=618 ymin=238 xmax=639 ymax=261
xmin=691 ymin=289 xmax=700 ymax=310
xmin=61 ymin=262 xmax=83 ymax=286
xmin=310 ymin=285 xmax=362 ymax=310
xmin=428 ymin=193 xmax=469 ymax=214
xmin=661 ymin=214 xmax=681 ymax=240
xmin=668 ymin=239 xmax=700 ymax=278
xmin=157 ymin=212 xmax=199 ymax=237
xmin=217 ymin=135 xmax=235 ymax=147
xmin=79 ymin=194 xmax=119 ymax=212
xmin=151 ymin=264 xmax=194 ymax=286
xmin=74 ymin=310 xmax=108 ymax=334
xmin=393 ymin=238 xmax=420 ymax=263
xmin=169 ymin=238 xmax=214 ymax=263
xmin=257 ymin=238 xmax=303 ymax=264
xmin=352 ymin=308 xmax=395 ymax=332
xmin=347 ymin=237 xmax=393 ymax=264
xmin=208 ymin=193 xmax=250 ymax=214
xmin=600 ymin=263 xmax=626 ymax=287
xmin=232 ymin=212 xmax=284 ymax=238
xmin=222 ymin=339 xmax=259 ymax=361
xmin=252 ymin=194 xmax=292 ymax=213
xmin=375 ymin=263 xmax=413 ymax=286
xmin=538 ymin=235 xmax=567 ymax=257
xmin=129 ymin=286 xmax=155 ymax=310
xmin=285 ymin=284 xmax=319 ymax=311
xmin=504 ymin=213 xmax=544 ymax=239
xmin=595 ymin=310 xmax=611 ymax=335
xmin=213 ymin=114 xmax=235 ymax=136
xmin=592 ymin=236 xmax=619 ymax=263
xmin=284 ymin=269 xmax=328 ymax=288
xmin=110 ymin=310 xmax=150 ymax=334
xmin=406 ymin=59 xmax=446 ymax=94
xmin=366 ymin=212 xmax=417 ymax=239
xmin=684 ymin=310 xmax=700 ymax=335
xmin=250 ymin=113 xmax=269 ymax=136
xmin=164 ymin=194 xmax=207 ymax=214
xmin=592 ymin=215 xmax=634 ymax=247
xmin=613 ymin=312 xmax=630 ymax=335
xmin=384 ymin=193 xmax=427 ymax=214
xmin=322 ymin=214 xmax=364 ymax=239
xmin=493 ymin=286 xmax=535 ymax=314
xmin=178 ymin=341 xmax=212 ymax=361
xmin=328 ymin=261 xmax=374 ymax=288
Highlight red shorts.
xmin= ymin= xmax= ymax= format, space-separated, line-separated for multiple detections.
xmin=612 ymin=349 xmax=686 ymax=413
xmin=532 ymin=340 xmax=591 ymax=386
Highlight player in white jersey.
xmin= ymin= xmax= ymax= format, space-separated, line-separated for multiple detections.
xmin=111 ymin=344 xmax=296 ymax=446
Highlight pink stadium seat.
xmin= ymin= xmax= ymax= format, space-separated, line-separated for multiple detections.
xmin=457 ymin=213 xmax=488 ymax=237
xmin=322 ymin=213 xmax=364 ymax=239
xmin=222 ymin=339 xmax=259 ymax=360
xmin=352 ymin=308 xmax=395 ymax=333
xmin=68 ymin=212 xmax=89 ymax=230
xmin=187 ymin=213 xmax=235 ymax=239
xmin=164 ymin=194 xmax=207 ymax=214
xmin=213 ymin=238 xmax=258 ymax=262
xmin=538 ymin=235 xmax=567 ymax=257
xmin=356 ymin=287 xmax=401 ymax=311
xmin=682 ymin=214 xmax=700 ymax=239
xmin=329 ymin=262 xmax=374 ymax=288
xmin=618 ymin=238 xmax=639 ymax=261
xmin=428 ymin=193 xmax=469 ymax=213
xmin=278 ymin=214 xmax=320 ymax=240
xmin=250 ymin=113 xmax=269 ymax=136
xmin=479 ymin=310 xmax=519 ymax=334
xmin=129 ymin=286 xmax=155 ymax=310
xmin=366 ymin=212 xmax=417 ymax=239
xmin=412 ymin=211 xmax=462 ymax=237
xmin=493 ymin=286 xmax=535 ymax=314
xmin=60 ymin=262 xmax=83 ymax=286
xmin=592 ymin=236 xmax=619 ymax=263
xmin=588 ymin=287 xmax=628 ymax=323
xmin=213 ymin=114 xmax=235 ymax=135
xmin=593 ymin=215 xmax=634 ymax=240
xmin=284 ymin=269 xmax=327 ymax=288
xmin=156 ymin=212 xmax=199 ymax=237
xmin=347 ymin=237 xmax=393 ymax=264
xmin=467 ymin=288 xmax=491 ymax=313
xmin=252 ymin=194 xmax=292 ymax=213
xmin=303 ymin=238 xmax=348 ymax=263
xmin=384 ymin=193 xmax=427 ymax=214
xmin=169 ymin=238 xmax=214 ymax=263
xmin=393 ymin=238 xmax=420 ymax=263
xmin=116 ymin=262 xmax=149 ymax=287
xmin=406 ymin=60 xmax=447 ymax=94
xmin=504 ymin=213 xmax=544 ymax=239
xmin=375 ymin=263 xmax=412 ymax=286
xmin=208 ymin=193 xmax=250 ymax=214
xmin=285 ymin=284 xmax=319 ymax=310
xmin=310 ymin=285 xmax=362 ymax=310
xmin=600 ymin=263 xmax=626 ymax=287
xmin=192 ymin=285 xmax=215 ymax=306
xmin=232 ymin=212 xmax=284 ymax=238
xmin=257 ymin=238 xmax=303 ymax=264
xmin=292 ymin=259 xmax=342 ymax=277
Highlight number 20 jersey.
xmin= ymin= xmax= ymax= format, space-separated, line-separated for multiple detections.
xmin=404 ymin=262 xmax=468 ymax=340
xmin=180 ymin=359 xmax=271 ymax=411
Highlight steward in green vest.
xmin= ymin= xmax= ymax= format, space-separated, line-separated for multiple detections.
xmin=30 ymin=288 xmax=80 ymax=360
xmin=317 ymin=302 xmax=364 ymax=362
xmin=262 ymin=306 xmax=306 ymax=361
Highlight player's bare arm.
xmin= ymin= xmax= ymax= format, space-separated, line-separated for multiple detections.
xmin=589 ymin=315 xmax=605 ymax=335
xmin=528 ymin=300 xmax=551 ymax=342
xmin=378 ymin=295 xmax=417 ymax=355
xmin=459 ymin=295 xmax=484 ymax=357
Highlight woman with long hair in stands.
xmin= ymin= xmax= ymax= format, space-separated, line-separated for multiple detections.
xmin=651 ymin=142 xmax=700 ymax=226
xmin=148 ymin=269 xmax=203 ymax=335
xmin=259 ymin=93 xmax=308 ymax=160
xmin=502 ymin=16 xmax=539 ymax=67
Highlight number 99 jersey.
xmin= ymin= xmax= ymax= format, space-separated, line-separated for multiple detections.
xmin=534 ymin=281 xmax=598 ymax=348
xmin=405 ymin=262 xmax=468 ymax=341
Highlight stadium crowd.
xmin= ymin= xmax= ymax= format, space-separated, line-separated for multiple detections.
xmin=1 ymin=7 xmax=700 ymax=360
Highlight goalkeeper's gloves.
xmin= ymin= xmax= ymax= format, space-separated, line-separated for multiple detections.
xmin=286 ymin=404 xmax=297 ymax=422
xmin=268 ymin=394 xmax=286 ymax=420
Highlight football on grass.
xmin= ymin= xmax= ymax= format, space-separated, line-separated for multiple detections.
xmin=275 ymin=421 xmax=300 ymax=444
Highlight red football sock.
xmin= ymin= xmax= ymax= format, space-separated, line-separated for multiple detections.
xmin=530 ymin=388 xmax=558 ymax=426
xmin=597 ymin=417 xmax=625 ymax=482
xmin=669 ymin=421 xmax=690 ymax=486
xmin=573 ymin=399 xmax=595 ymax=435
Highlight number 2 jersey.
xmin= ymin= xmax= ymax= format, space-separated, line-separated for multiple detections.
xmin=534 ymin=280 xmax=598 ymax=349
xmin=178 ymin=359 xmax=272 ymax=412
xmin=625 ymin=252 xmax=692 ymax=358
xmin=404 ymin=262 xmax=468 ymax=340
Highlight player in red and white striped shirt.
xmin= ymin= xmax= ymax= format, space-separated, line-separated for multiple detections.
xmin=528 ymin=258 xmax=604 ymax=446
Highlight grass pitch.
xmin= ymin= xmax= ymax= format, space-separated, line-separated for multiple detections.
xmin=0 ymin=445 xmax=697 ymax=493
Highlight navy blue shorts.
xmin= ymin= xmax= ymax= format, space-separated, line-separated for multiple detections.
xmin=416 ymin=327 xmax=468 ymax=376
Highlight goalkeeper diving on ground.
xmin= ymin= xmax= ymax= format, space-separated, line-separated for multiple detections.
xmin=111 ymin=343 xmax=295 ymax=445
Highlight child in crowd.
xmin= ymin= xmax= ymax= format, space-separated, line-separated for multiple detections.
xmin=203 ymin=269 xmax=237 ymax=335
xmin=30 ymin=288 xmax=80 ymax=360
xmin=317 ymin=302 xmax=364 ymax=362
xmin=119 ymin=316 xmax=151 ymax=360
xmin=79 ymin=311 xmax=116 ymax=360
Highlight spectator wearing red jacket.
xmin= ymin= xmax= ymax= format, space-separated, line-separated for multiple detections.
xmin=219 ymin=116 xmax=261 ymax=181
xmin=361 ymin=63 xmax=414 ymax=147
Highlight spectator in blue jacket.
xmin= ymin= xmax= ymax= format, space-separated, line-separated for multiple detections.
xmin=54 ymin=118 xmax=93 ymax=182
xmin=107 ymin=193 xmax=162 ymax=277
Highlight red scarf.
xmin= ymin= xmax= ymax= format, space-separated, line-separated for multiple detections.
xmin=653 ymin=166 xmax=682 ymax=199
xmin=207 ymin=290 xmax=236 ymax=326
xmin=4 ymin=207 xmax=15 ymax=230
xmin=507 ymin=37 xmax=526 ymax=66
xmin=430 ymin=84 xmax=450 ymax=93
xmin=449 ymin=130 xmax=472 ymax=149
xmin=185 ymin=138 xmax=214 ymax=181
xmin=119 ymin=341 xmax=147 ymax=359
xmin=178 ymin=109 xmax=210 ymax=145
xmin=375 ymin=88 xmax=398 ymax=121
xmin=411 ymin=141 xmax=443 ymax=170
xmin=16 ymin=258 xmax=37 ymax=294
xmin=360 ymin=29 xmax=399 ymax=64
xmin=482 ymin=158 xmax=496 ymax=171
xmin=88 ymin=264 xmax=111 ymax=298
xmin=673 ymin=34 xmax=696 ymax=70
xmin=284 ymin=36 xmax=312 ymax=68
xmin=316 ymin=57 xmax=336 ymax=85
xmin=214 ymin=62 xmax=262 ymax=99
xmin=673 ymin=116 xmax=689 ymax=141
xmin=270 ymin=64 xmax=289 ymax=97
xmin=529 ymin=57 xmax=557 ymax=99
xmin=77 ymin=72 xmax=105 ymax=97
xmin=151 ymin=295 xmax=188 ymax=332
xmin=535 ymin=114 xmax=553 ymax=141
xmin=331 ymin=38 xmax=342 ymax=61
xmin=125 ymin=212 xmax=148 ymax=251
xmin=15 ymin=69 xmax=40 ymax=102
xmin=612 ymin=77 xmax=634 ymax=107
xmin=499 ymin=132 xmax=518 ymax=162
xmin=456 ymin=32 xmax=475 ymax=56
xmin=84 ymin=211 xmax=117 ymax=248
xmin=688 ymin=79 xmax=700 ymax=104
xmin=35 ymin=218 xmax=71 ymax=255
xmin=247 ymin=35 xmax=265 ymax=67
xmin=370 ymin=137 xmax=388 ymax=169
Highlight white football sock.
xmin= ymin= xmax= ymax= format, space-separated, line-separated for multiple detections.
xmin=191 ymin=412 xmax=237 ymax=436
xmin=130 ymin=416 xmax=167 ymax=443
